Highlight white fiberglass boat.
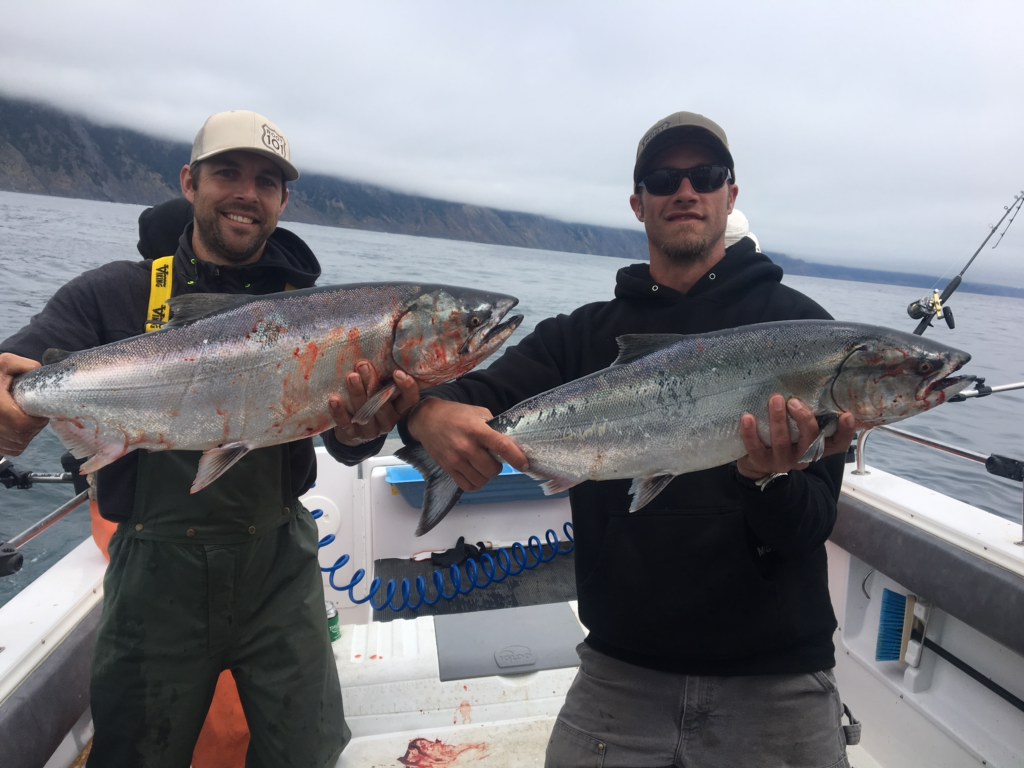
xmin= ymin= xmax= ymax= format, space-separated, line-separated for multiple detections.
xmin=1 ymin=423 xmax=1021 ymax=768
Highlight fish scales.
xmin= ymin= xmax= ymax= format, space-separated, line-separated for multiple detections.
xmin=499 ymin=325 xmax=849 ymax=480
xmin=398 ymin=319 xmax=974 ymax=534
xmin=14 ymin=281 xmax=523 ymax=493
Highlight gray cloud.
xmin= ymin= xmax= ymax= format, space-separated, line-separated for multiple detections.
xmin=3 ymin=0 xmax=1022 ymax=284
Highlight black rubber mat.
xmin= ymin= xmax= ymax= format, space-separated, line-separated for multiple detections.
xmin=370 ymin=543 xmax=577 ymax=622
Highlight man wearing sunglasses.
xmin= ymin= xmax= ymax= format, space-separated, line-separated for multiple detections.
xmin=401 ymin=112 xmax=858 ymax=767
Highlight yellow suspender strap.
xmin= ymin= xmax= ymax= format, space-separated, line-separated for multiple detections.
xmin=146 ymin=254 xmax=298 ymax=333
xmin=145 ymin=255 xmax=174 ymax=333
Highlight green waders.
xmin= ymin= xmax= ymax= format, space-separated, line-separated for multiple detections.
xmin=87 ymin=447 xmax=350 ymax=768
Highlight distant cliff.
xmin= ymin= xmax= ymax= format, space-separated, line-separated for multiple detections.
xmin=0 ymin=94 xmax=647 ymax=259
xmin=1 ymin=93 xmax=1019 ymax=298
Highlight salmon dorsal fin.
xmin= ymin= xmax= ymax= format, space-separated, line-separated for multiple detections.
xmin=41 ymin=348 xmax=73 ymax=365
xmin=165 ymin=293 xmax=256 ymax=327
xmin=611 ymin=334 xmax=687 ymax=366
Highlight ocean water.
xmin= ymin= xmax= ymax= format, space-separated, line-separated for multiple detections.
xmin=1 ymin=190 xmax=1021 ymax=606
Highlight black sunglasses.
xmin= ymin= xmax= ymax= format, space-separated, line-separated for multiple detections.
xmin=638 ymin=165 xmax=733 ymax=196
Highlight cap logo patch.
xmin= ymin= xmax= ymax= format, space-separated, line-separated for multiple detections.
xmin=261 ymin=124 xmax=288 ymax=159
xmin=639 ymin=120 xmax=672 ymax=152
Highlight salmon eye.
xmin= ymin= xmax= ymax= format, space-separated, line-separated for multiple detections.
xmin=468 ymin=315 xmax=484 ymax=328
xmin=918 ymin=361 xmax=934 ymax=375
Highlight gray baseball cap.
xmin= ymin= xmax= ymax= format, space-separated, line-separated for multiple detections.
xmin=190 ymin=110 xmax=299 ymax=181
xmin=633 ymin=111 xmax=734 ymax=185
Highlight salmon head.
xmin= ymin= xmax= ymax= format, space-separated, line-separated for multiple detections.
xmin=829 ymin=329 xmax=974 ymax=428
xmin=391 ymin=285 xmax=523 ymax=386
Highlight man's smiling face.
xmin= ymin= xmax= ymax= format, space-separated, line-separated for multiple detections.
xmin=182 ymin=150 xmax=289 ymax=266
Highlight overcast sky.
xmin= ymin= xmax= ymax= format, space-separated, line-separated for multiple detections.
xmin=3 ymin=1 xmax=1023 ymax=286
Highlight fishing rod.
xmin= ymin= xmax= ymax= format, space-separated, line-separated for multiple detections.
xmin=949 ymin=378 xmax=1024 ymax=402
xmin=0 ymin=488 xmax=90 ymax=577
xmin=907 ymin=191 xmax=1024 ymax=335
xmin=0 ymin=455 xmax=85 ymax=577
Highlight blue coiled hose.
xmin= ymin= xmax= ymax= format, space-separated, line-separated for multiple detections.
xmin=312 ymin=509 xmax=574 ymax=614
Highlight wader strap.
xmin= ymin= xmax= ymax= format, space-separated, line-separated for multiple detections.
xmin=842 ymin=703 xmax=861 ymax=746
xmin=146 ymin=253 xmax=298 ymax=334
xmin=145 ymin=255 xmax=175 ymax=332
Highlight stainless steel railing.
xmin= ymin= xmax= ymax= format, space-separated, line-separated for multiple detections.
xmin=854 ymin=426 xmax=1024 ymax=545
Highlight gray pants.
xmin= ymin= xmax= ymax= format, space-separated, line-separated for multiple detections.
xmin=545 ymin=643 xmax=858 ymax=768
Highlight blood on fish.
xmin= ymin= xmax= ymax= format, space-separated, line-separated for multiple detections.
xmin=345 ymin=328 xmax=363 ymax=357
xmin=292 ymin=342 xmax=321 ymax=381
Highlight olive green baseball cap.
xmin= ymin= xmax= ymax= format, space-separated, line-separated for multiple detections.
xmin=633 ymin=111 xmax=734 ymax=185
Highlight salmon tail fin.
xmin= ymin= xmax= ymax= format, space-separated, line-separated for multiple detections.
xmin=394 ymin=444 xmax=464 ymax=536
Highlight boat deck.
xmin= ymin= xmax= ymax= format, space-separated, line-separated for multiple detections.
xmin=2 ymin=447 xmax=1022 ymax=767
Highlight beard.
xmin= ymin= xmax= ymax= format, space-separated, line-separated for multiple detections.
xmin=649 ymin=231 xmax=714 ymax=266
xmin=193 ymin=207 xmax=273 ymax=264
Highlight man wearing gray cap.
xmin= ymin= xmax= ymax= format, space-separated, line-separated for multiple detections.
xmin=0 ymin=110 xmax=417 ymax=766
xmin=401 ymin=112 xmax=859 ymax=766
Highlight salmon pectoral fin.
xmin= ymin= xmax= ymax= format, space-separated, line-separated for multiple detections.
xmin=50 ymin=418 xmax=129 ymax=473
xmin=192 ymin=444 xmax=252 ymax=494
xmin=534 ymin=474 xmax=581 ymax=496
xmin=352 ymin=383 xmax=397 ymax=426
xmin=797 ymin=418 xmax=834 ymax=464
xmin=627 ymin=474 xmax=676 ymax=513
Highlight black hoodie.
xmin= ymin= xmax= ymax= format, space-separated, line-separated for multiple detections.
xmin=409 ymin=238 xmax=846 ymax=675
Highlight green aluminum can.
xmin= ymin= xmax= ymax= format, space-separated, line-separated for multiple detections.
xmin=326 ymin=601 xmax=341 ymax=642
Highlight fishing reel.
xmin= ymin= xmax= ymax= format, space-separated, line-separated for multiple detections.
xmin=0 ymin=455 xmax=77 ymax=489
xmin=907 ymin=289 xmax=955 ymax=330
xmin=0 ymin=457 xmax=33 ymax=489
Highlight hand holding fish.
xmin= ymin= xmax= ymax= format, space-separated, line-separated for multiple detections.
xmin=0 ymin=353 xmax=49 ymax=457
xmin=330 ymin=363 xmax=421 ymax=445
xmin=735 ymin=395 xmax=857 ymax=480
xmin=405 ymin=397 xmax=529 ymax=491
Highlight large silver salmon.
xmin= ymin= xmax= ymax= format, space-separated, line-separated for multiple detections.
xmin=397 ymin=320 xmax=974 ymax=535
xmin=13 ymin=282 xmax=522 ymax=493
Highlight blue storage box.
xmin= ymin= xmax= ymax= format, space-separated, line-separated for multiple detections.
xmin=385 ymin=463 xmax=568 ymax=508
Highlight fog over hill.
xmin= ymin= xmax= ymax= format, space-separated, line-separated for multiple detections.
xmin=1 ymin=94 xmax=1018 ymax=298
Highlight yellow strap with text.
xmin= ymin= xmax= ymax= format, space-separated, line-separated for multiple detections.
xmin=145 ymin=255 xmax=174 ymax=333
xmin=146 ymin=254 xmax=298 ymax=333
